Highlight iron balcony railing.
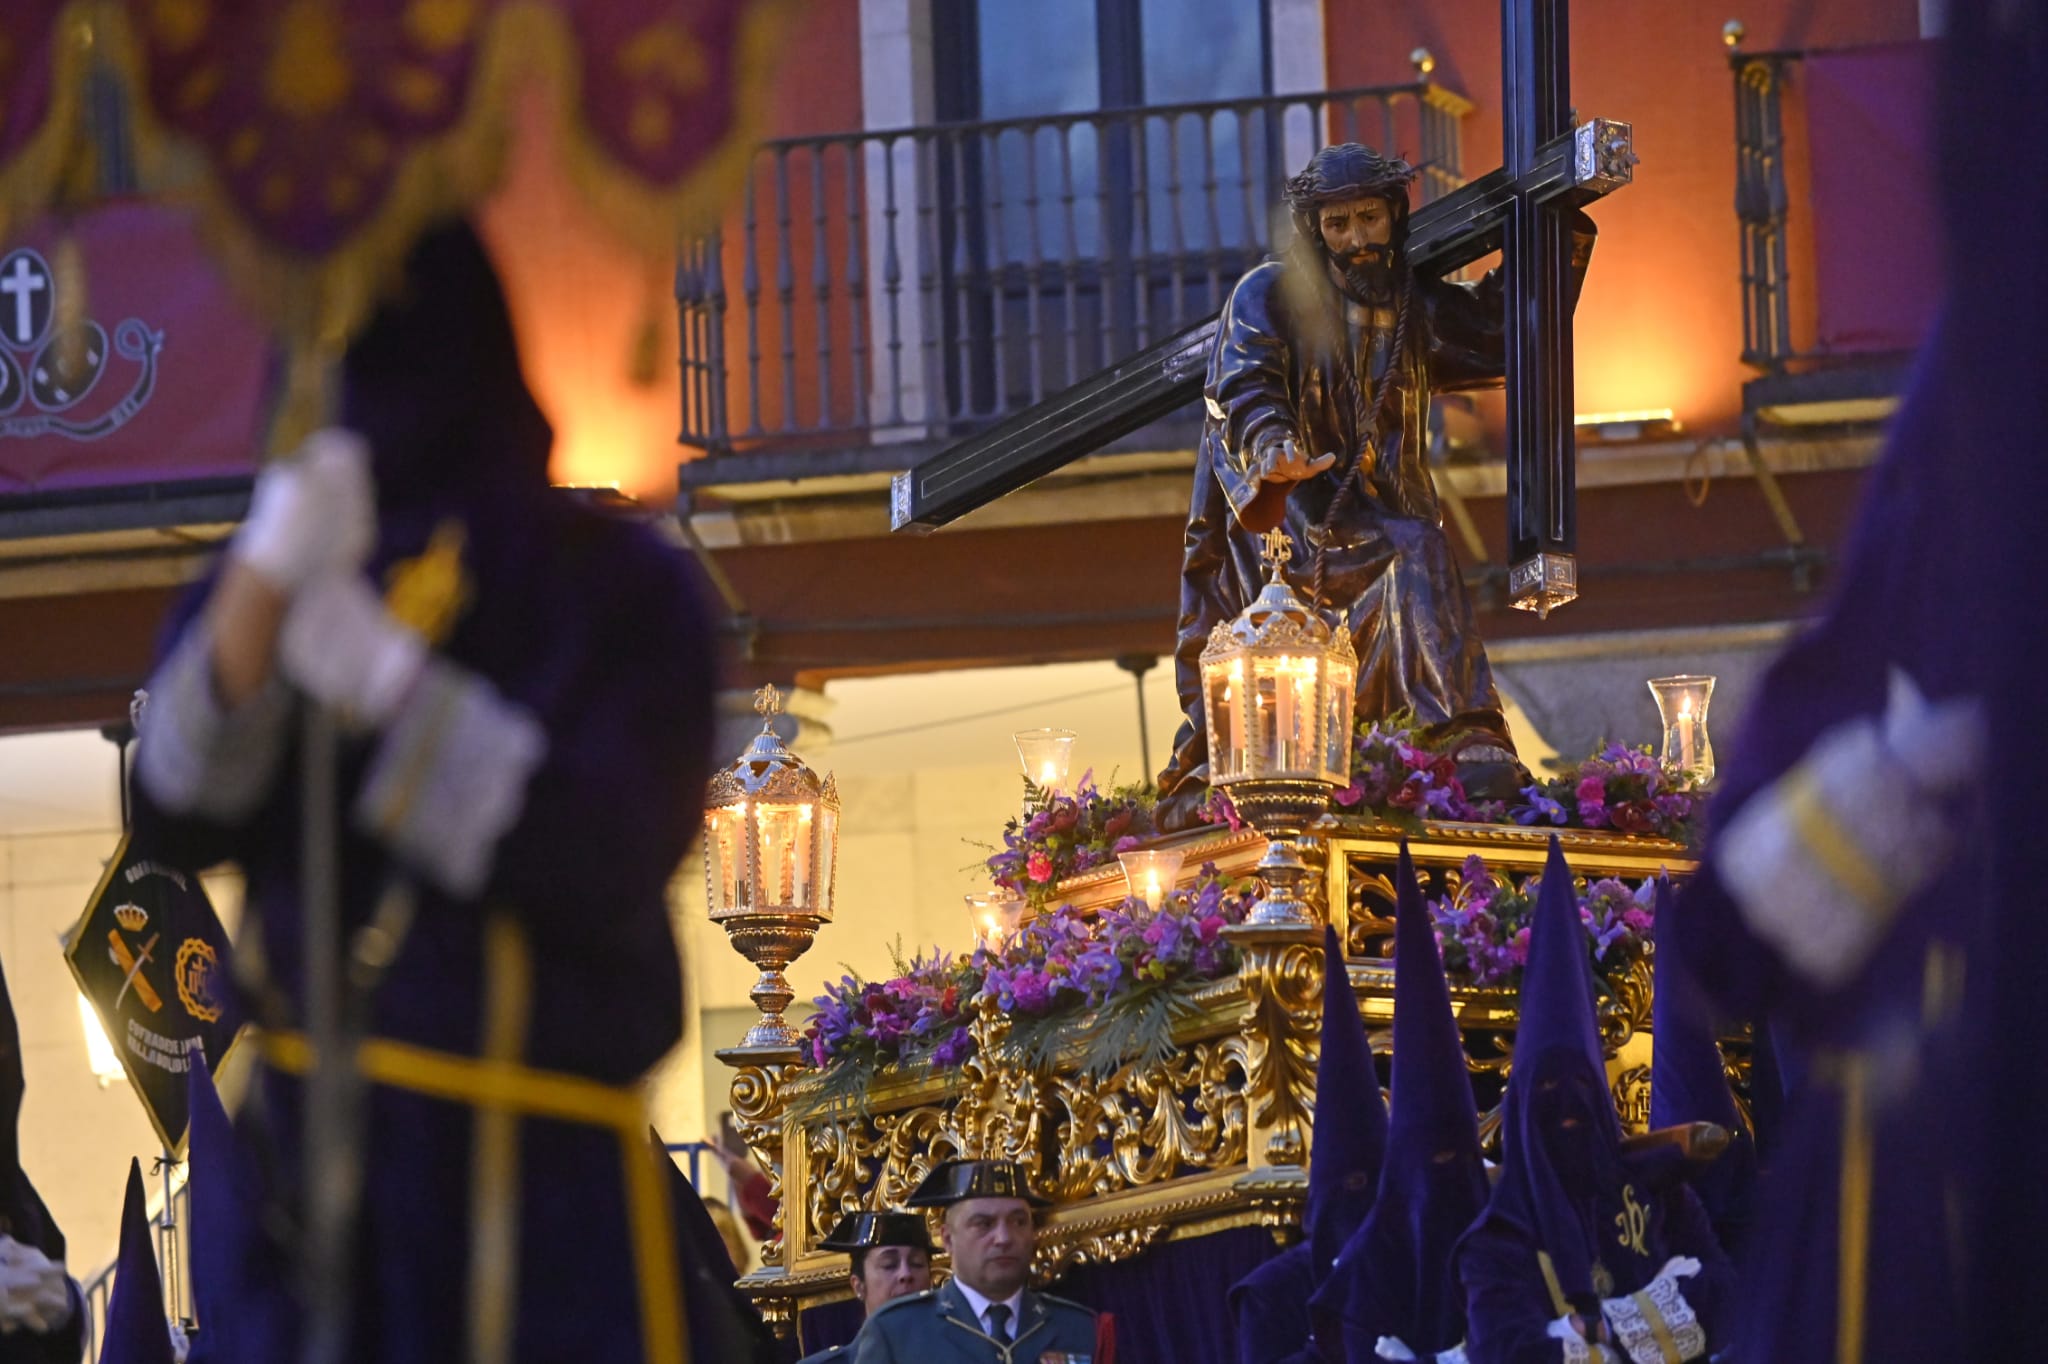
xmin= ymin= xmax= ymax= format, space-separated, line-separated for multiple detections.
xmin=1729 ymin=35 xmax=1932 ymax=375
xmin=1730 ymin=43 xmax=1798 ymax=372
xmin=677 ymin=78 xmax=1471 ymax=459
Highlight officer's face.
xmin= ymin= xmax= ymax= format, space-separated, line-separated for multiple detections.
xmin=852 ymin=1244 xmax=933 ymax=1315
xmin=943 ymin=1197 xmax=1036 ymax=1299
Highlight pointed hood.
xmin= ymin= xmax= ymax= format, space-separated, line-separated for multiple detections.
xmin=340 ymin=221 xmax=554 ymax=508
xmin=186 ymin=1057 xmax=254 ymax=1362
xmin=652 ymin=1130 xmax=780 ymax=1364
xmin=1314 ymin=842 xmax=1489 ymax=1354
xmin=101 ymin=1159 xmax=174 ymax=1364
xmin=1471 ymin=837 xmax=1651 ymax=1307
xmin=1307 ymin=923 xmax=1388 ymax=1281
xmin=1650 ymin=876 xmax=1741 ymax=1134
xmin=0 ymin=949 xmax=62 ymax=1260
xmin=1650 ymin=875 xmax=1757 ymax=1245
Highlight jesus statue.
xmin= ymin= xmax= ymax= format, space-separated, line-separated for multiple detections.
xmin=1154 ymin=143 xmax=1597 ymax=831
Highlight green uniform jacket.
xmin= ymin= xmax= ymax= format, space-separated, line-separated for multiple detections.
xmin=851 ymin=1278 xmax=1098 ymax=1363
xmin=794 ymin=1346 xmax=853 ymax=1364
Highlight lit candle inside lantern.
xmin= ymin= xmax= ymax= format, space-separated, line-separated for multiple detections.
xmin=1648 ymin=674 xmax=1717 ymax=784
xmin=1228 ymin=671 xmax=1247 ymax=771
xmin=1274 ymin=665 xmax=1295 ymax=766
xmin=1013 ymin=728 xmax=1078 ymax=795
xmin=1118 ymin=848 xmax=1186 ymax=911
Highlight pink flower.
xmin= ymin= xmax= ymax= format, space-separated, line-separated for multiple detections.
xmin=1509 ymin=927 xmax=1532 ymax=965
xmin=1027 ymin=850 xmax=1055 ymax=883
xmin=1576 ymin=775 xmax=1607 ymax=805
xmin=1622 ymin=906 xmax=1653 ymax=934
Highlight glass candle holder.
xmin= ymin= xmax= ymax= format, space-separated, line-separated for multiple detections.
xmin=1117 ymin=848 xmax=1187 ymax=910
xmin=1648 ymin=674 xmax=1716 ymax=784
xmin=1013 ymin=728 xmax=1078 ymax=795
xmin=966 ymin=891 xmax=1028 ymax=953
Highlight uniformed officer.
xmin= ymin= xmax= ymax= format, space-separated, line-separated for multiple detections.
xmin=852 ymin=1159 xmax=1099 ymax=1363
xmin=797 ymin=1210 xmax=936 ymax=1364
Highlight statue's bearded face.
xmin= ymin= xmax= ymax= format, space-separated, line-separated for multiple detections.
xmin=1317 ymin=194 xmax=1399 ymax=302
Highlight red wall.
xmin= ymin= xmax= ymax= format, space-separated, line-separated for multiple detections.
xmin=1324 ymin=0 xmax=1923 ymax=436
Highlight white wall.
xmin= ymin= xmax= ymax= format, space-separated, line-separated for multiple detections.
xmin=0 ymin=729 xmax=175 ymax=1276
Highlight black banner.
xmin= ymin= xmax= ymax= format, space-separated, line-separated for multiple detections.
xmin=65 ymin=834 xmax=240 ymax=1152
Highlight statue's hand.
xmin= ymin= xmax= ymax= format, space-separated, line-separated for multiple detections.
xmin=1260 ymin=436 xmax=1339 ymax=485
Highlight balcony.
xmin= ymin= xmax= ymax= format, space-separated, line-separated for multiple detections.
xmin=1728 ymin=33 xmax=1935 ymax=429
xmin=675 ymin=76 xmax=1471 ymax=490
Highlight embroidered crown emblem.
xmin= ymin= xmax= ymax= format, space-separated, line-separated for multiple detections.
xmin=113 ymin=903 xmax=148 ymax=932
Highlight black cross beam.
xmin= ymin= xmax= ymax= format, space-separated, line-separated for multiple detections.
xmin=893 ymin=9 xmax=1631 ymax=610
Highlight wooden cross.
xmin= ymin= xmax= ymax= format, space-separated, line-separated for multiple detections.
xmin=891 ymin=0 xmax=1633 ymax=620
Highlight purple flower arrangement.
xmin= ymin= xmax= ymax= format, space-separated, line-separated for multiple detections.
xmin=805 ymin=947 xmax=981 ymax=1074
xmin=1331 ymin=712 xmax=1505 ymax=824
xmin=803 ymin=868 xmax=1259 ymax=1090
xmin=1192 ymin=714 xmax=1705 ymax=846
xmin=1427 ymin=854 xmax=1658 ymax=994
xmin=986 ymin=773 xmax=1157 ymax=910
xmin=1510 ymin=742 xmax=1703 ymax=844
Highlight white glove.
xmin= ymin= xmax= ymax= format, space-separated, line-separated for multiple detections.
xmin=1720 ymin=672 xmax=1984 ymax=991
xmin=1879 ymin=668 xmax=1984 ymax=794
xmin=279 ymin=573 xmax=427 ymax=729
xmin=1656 ymin=1256 xmax=1702 ymax=1281
xmin=0 ymin=1235 xmax=74 ymax=1334
xmin=1377 ymin=1337 xmax=1419 ymax=1361
xmin=169 ymin=1316 xmax=191 ymax=1363
xmin=234 ymin=428 xmax=376 ymax=594
xmin=1545 ymin=1314 xmax=1589 ymax=1344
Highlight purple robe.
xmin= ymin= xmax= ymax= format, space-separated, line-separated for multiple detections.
xmin=133 ymin=226 xmax=721 ymax=1363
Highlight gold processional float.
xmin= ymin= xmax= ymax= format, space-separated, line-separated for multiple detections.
xmin=698 ymin=538 xmax=1728 ymax=1336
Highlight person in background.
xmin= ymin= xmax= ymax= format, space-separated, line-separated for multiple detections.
xmin=0 ymin=953 xmax=81 ymax=1360
xmin=798 ymin=1211 xmax=934 ymax=1364
xmin=704 ymin=1198 xmax=751 ymax=1277
xmin=853 ymin=1160 xmax=1097 ymax=1363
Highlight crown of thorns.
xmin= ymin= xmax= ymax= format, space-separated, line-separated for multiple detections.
xmin=1284 ymin=143 xmax=1420 ymax=210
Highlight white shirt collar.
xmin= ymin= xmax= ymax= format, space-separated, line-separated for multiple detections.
xmin=952 ymin=1277 xmax=1025 ymax=1333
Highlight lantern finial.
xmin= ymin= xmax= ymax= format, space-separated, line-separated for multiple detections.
xmin=1259 ymin=528 xmax=1292 ymax=576
xmin=753 ymin=684 xmax=783 ymax=725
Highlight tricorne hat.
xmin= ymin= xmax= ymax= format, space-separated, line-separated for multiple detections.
xmin=905 ymin=1158 xmax=1051 ymax=1209
xmin=819 ymin=1209 xmax=936 ymax=1254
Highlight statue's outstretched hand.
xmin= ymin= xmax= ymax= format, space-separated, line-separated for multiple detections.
xmin=1261 ymin=436 xmax=1338 ymax=485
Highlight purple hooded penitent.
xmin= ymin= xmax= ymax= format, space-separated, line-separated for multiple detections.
xmin=1648 ymin=875 xmax=1756 ymax=1252
xmin=1313 ymin=842 xmax=1488 ymax=1359
xmin=130 ymin=221 xmax=721 ymax=1362
xmin=1229 ymin=924 xmax=1388 ymax=1363
xmin=1458 ymin=838 xmax=1735 ymax=1360
xmin=101 ymin=1159 xmax=174 ymax=1364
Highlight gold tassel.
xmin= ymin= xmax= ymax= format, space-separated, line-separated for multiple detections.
xmin=51 ymin=232 xmax=88 ymax=380
xmin=266 ymin=335 xmax=337 ymax=456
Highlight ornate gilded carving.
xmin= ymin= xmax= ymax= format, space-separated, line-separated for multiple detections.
xmin=1223 ymin=923 xmax=1324 ymax=1168
xmin=721 ymin=822 xmax=1702 ymax=1327
xmin=1612 ymin=1063 xmax=1653 ymax=1132
xmin=725 ymin=1059 xmax=794 ymax=1260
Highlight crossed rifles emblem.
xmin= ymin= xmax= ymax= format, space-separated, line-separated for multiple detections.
xmin=109 ymin=919 xmax=164 ymax=1014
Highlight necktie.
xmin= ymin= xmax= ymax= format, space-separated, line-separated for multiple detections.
xmin=985 ymin=1303 xmax=1013 ymax=1344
